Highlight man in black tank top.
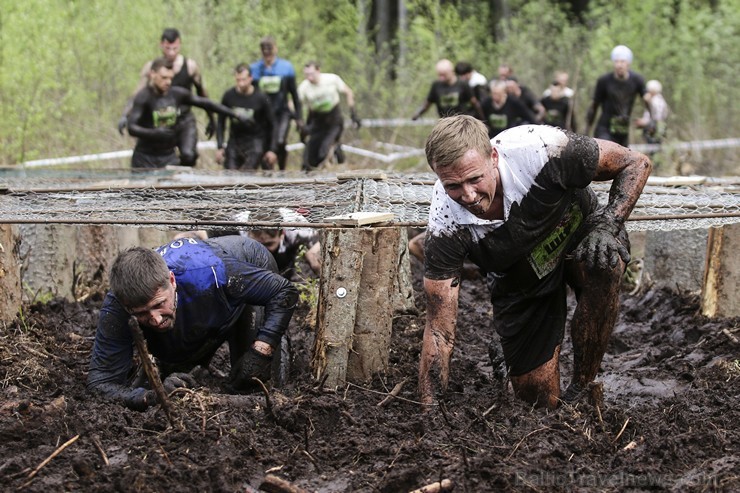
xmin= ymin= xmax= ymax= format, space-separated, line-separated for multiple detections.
xmin=118 ymin=28 xmax=214 ymax=167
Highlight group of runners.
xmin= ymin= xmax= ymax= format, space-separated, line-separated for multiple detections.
xmin=414 ymin=45 xmax=668 ymax=149
xmin=120 ymin=29 xmax=358 ymax=171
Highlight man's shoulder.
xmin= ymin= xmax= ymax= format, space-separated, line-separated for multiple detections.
xmin=168 ymin=86 xmax=192 ymax=103
xmin=274 ymin=58 xmax=296 ymax=75
xmin=133 ymin=85 xmax=154 ymax=102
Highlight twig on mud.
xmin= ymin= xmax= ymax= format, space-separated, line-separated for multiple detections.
xmin=158 ymin=445 xmax=173 ymax=466
xmin=128 ymin=317 xmax=178 ymax=428
xmin=259 ymin=473 xmax=309 ymax=493
xmin=91 ymin=435 xmax=109 ymax=466
xmin=302 ymin=450 xmax=321 ymax=474
xmin=482 ymin=402 xmax=497 ymax=417
xmin=20 ymin=434 xmax=79 ymax=488
xmin=253 ymin=377 xmax=274 ymax=420
xmin=437 ymin=401 xmax=456 ymax=429
xmin=506 ymin=427 xmax=549 ymax=460
xmin=595 ymin=403 xmax=604 ymax=427
xmin=313 ymin=372 xmax=329 ymax=391
xmin=345 ymin=381 xmax=429 ymax=406
xmin=408 ymin=478 xmax=454 ymax=493
xmin=24 ymin=345 xmax=61 ymax=361
xmin=612 ymin=417 xmax=630 ymax=444
xmin=170 ymin=387 xmax=207 ymax=433
xmin=377 ymin=378 xmax=408 ymax=407
xmin=722 ymin=328 xmax=739 ymax=345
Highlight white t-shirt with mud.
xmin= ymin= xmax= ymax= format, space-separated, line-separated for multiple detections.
xmin=424 ymin=125 xmax=601 ymax=289
xmin=298 ymin=73 xmax=347 ymax=114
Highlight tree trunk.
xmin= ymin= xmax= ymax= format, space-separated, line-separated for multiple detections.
xmin=313 ymin=227 xmax=409 ymax=387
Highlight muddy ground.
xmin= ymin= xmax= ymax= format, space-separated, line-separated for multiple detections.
xmin=1 ymin=256 xmax=738 ymax=493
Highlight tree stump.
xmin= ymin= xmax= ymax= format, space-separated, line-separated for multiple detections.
xmin=313 ymin=226 xmax=409 ymax=387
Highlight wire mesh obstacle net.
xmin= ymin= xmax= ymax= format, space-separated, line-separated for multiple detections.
xmin=1 ymin=169 xmax=739 ymax=232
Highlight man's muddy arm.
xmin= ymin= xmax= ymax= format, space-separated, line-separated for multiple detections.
xmin=593 ymin=139 xmax=652 ymax=223
xmin=419 ymin=277 xmax=460 ymax=405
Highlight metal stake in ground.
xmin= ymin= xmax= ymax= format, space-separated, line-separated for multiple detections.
xmin=128 ymin=316 xmax=177 ymax=425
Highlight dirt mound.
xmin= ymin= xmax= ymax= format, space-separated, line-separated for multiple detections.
xmin=1 ymin=262 xmax=738 ymax=492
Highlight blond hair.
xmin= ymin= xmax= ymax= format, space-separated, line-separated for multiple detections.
xmin=425 ymin=115 xmax=491 ymax=170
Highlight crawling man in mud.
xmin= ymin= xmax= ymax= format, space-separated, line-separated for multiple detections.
xmin=419 ymin=115 xmax=651 ymax=408
xmin=87 ymin=235 xmax=298 ymax=410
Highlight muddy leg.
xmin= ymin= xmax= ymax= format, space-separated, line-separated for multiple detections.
xmin=510 ymin=345 xmax=561 ymax=409
xmin=567 ymin=261 xmax=623 ymax=394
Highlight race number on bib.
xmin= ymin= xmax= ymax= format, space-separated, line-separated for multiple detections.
xmin=527 ymin=202 xmax=583 ymax=279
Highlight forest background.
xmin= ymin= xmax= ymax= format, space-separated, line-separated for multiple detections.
xmin=0 ymin=0 xmax=737 ymax=174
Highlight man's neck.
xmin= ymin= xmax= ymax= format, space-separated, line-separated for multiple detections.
xmin=150 ymin=84 xmax=168 ymax=96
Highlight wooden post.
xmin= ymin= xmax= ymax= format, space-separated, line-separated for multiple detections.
xmin=701 ymin=223 xmax=740 ymax=317
xmin=0 ymin=224 xmax=22 ymax=324
xmin=313 ymin=225 xmax=407 ymax=387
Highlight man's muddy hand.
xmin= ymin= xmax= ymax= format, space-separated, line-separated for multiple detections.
xmin=573 ymin=216 xmax=630 ymax=269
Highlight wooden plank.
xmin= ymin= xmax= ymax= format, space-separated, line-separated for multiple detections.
xmin=324 ymin=212 xmax=395 ymax=226
xmin=336 ymin=170 xmax=388 ymax=181
xmin=646 ymin=175 xmax=706 ymax=186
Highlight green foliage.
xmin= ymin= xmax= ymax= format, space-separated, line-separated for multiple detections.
xmin=0 ymin=0 xmax=737 ymax=173
xmin=22 ymin=282 xmax=54 ymax=306
xmin=293 ymin=244 xmax=319 ymax=306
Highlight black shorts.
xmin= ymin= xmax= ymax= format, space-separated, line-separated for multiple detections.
xmin=489 ymin=220 xmax=629 ymax=376
xmin=489 ymin=266 xmax=569 ymax=376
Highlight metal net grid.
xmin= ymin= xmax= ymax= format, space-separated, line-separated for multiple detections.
xmin=1 ymin=169 xmax=738 ymax=232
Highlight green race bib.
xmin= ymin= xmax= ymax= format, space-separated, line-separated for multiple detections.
xmin=310 ymin=97 xmax=334 ymax=113
xmin=234 ymin=107 xmax=254 ymax=123
xmin=259 ymin=75 xmax=282 ymax=94
xmin=440 ymin=92 xmax=460 ymax=109
xmin=527 ymin=202 xmax=583 ymax=279
xmin=153 ymin=105 xmax=178 ymax=128
xmin=609 ymin=116 xmax=630 ymax=135
xmin=488 ymin=113 xmax=507 ymax=131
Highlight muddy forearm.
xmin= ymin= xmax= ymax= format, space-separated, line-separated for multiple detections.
xmin=419 ymin=277 xmax=459 ymax=404
xmin=595 ymin=142 xmax=652 ymax=222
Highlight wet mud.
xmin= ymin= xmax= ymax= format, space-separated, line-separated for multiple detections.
xmin=1 ymin=258 xmax=738 ymax=492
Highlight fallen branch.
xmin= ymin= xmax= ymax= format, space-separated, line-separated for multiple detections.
xmin=259 ymin=474 xmax=310 ymax=493
xmin=346 ymin=381 xmax=428 ymax=406
xmin=20 ymin=434 xmax=80 ymax=488
xmin=128 ymin=316 xmax=177 ymax=427
xmin=507 ymin=427 xmax=550 ymax=459
xmin=408 ymin=478 xmax=454 ymax=493
xmin=612 ymin=417 xmax=630 ymax=444
xmin=377 ymin=378 xmax=407 ymax=407
xmin=91 ymin=435 xmax=109 ymax=466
